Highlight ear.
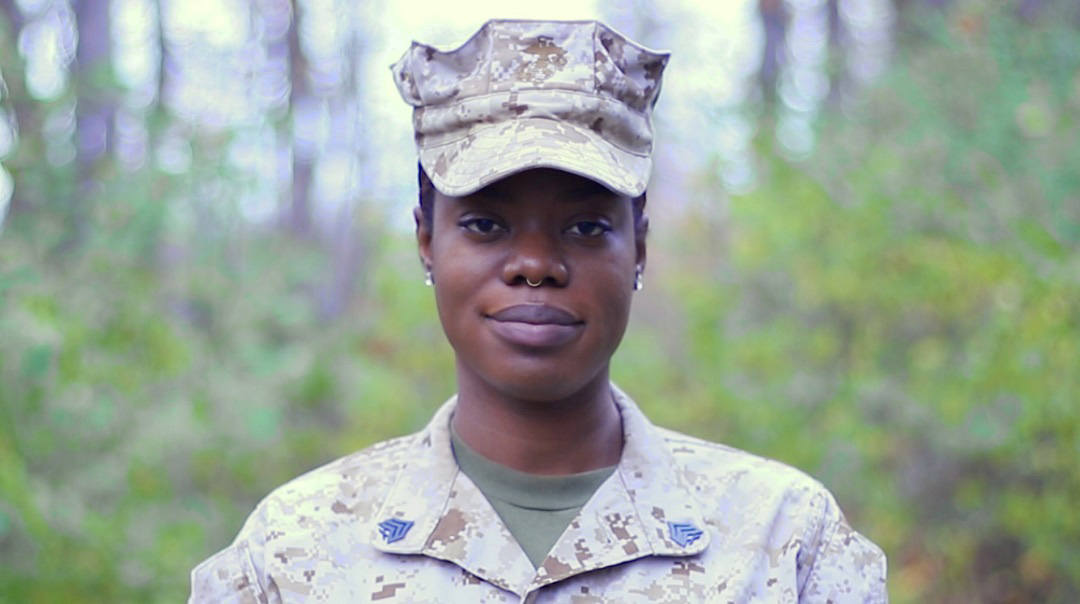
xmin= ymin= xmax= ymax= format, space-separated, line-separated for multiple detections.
xmin=635 ymin=213 xmax=649 ymax=274
xmin=415 ymin=206 xmax=433 ymax=272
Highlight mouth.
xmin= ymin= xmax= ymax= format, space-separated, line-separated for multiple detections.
xmin=486 ymin=304 xmax=583 ymax=348
xmin=489 ymin=304 xmax=580 ymax=325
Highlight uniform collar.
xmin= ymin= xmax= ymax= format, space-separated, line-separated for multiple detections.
xmin=370 ymin=385 xmax=710 ymax=596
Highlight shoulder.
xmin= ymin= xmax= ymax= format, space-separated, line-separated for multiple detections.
xmin=614 ymin=385 xmax=830 ymax=513
xmin=655 ymin=425 xmax=830 ymax=504
xmin=652 ymin=427 xmax=888 ymax=601
xmin=229 ymin=430 xmax=425 ymax=553
xmin=655 ymin=425 xmax=848 ymax=534
xmin=250 ymin=431 xmax=416 ymax=529
xmin=190 ymin=432 xmax=421 ymax=603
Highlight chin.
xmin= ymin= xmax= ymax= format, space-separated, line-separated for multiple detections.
xmin=477 ymin=361 xmax=608 ymax=404
xmin=447 ymin=324 xmax=622 ymax=404
xmin=491 ymin=379 xmax=580 ymax=404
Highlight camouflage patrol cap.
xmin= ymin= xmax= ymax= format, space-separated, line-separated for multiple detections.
xmin=391 ymin=19 xmax=670 ymax=198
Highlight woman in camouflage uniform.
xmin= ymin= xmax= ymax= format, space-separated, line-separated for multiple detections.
xmin=191 ymin=19 xmax=887 ymax=603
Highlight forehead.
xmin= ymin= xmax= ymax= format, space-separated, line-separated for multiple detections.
xmin=445 ymin=168 xmax=621 ymax=203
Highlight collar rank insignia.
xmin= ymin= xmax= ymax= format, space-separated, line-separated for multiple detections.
xmin=378 ymin=518 xmax=414 ymax=544
xmin=668 ymin=521 xmax=704 ymax=547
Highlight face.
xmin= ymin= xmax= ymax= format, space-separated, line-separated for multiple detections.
xmin=416 ymin=168 xmax=647 ymax=403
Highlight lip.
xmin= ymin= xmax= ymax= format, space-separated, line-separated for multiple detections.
xmin=486 ymin=304 xmax=583 ymax=348
xmin=489 ymin=304 xmax=580 ymax=325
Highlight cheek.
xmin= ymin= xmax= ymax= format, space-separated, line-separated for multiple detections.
xmin=600 ymin=280 xmax=634 ymax=338
xmin=581 ymin=251 xmax=637 ymax=336
xmin=593 ymin=234 xmax=638 ymax=292
xmin=429 ymin=239 xmax=491 ymax=332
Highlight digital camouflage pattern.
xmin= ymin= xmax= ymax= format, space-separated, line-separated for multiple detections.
xmin=391 ymin=20 xmax=669 ymax=198
xmin=190 ymin=387 xmax=888 ymax=603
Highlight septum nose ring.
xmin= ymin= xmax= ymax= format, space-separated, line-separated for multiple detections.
xmin=525 ymin=278 xmax=543 ymax=288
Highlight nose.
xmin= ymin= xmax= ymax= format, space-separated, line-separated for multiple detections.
xmin=501 ymin=229 xmax=569 ymax=287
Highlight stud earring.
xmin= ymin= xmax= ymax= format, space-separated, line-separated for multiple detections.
xmin=424 ymin=270 xmax=433 ymax=286
xmin=634 ymin=269 xmax=643 ymax=291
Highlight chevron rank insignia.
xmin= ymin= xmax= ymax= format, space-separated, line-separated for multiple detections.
xmin=378 ymin=518 xmax=414 ymax=544
xmin=668 ymin=521 xmax=704 ymax=547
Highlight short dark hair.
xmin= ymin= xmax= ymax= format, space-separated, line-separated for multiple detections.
xmin=417 ymin=164 xmax=648 ymax=236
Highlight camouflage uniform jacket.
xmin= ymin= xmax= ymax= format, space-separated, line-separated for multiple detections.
xmin=190 ymin=387 xmax=888 ymax=603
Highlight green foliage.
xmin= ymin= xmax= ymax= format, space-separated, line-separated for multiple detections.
xmin=657 ymin=4 xmax=1075 ymax=601
xmin=621 ymin=3 xmax=1079 ymax=602
xmin=0 ymin=186 xmax=456 ymax=601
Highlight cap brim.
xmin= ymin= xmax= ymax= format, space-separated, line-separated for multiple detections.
xmin=419 ymin=118 xmax=651 ymax=198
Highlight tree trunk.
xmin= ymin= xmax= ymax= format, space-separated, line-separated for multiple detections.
xmin=71 ymin=0 xmax=115 ymax=246
xmin=758 ymin=0 xmax=788 ymax=110
xmin=75 ymin=0 xmax=113 ymax=183
xmin=286 ymin=0 xmax=313 ymax=237
xmin=824 ymin=0 xmax=846 ymax=110
xmin=154 ymin=0 xmax=172 ymax=118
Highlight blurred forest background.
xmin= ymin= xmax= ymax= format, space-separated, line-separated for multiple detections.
xmin=1 ymin=0 xmax=1078 ymax=602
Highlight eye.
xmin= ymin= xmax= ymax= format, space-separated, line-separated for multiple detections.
xmin=567 ymin=220 xmax=611 ymax=237
xmin=461 ymin=218 xmax=505 ymax=235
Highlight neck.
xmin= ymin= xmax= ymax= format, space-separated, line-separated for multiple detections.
xmin=451 ymin=369 xmax=623 ymax=475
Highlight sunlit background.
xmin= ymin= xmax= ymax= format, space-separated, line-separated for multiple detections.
xmin=1 ymin=0 xmax=1078 ymax=602
xmin=0 ymin=0 xmax=897 ymax=230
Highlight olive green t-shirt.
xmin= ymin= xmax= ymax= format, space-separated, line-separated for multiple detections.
xmin=450 ymin=427 xmax=617 ymax=568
